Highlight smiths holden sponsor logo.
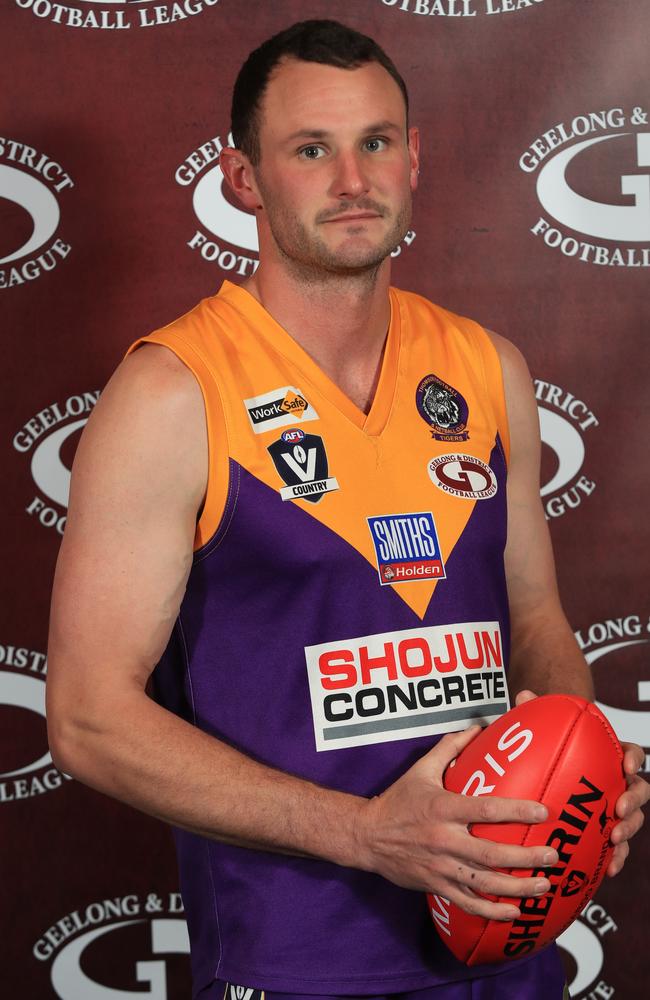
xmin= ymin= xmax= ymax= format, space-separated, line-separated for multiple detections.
xmin=33 ymin=892 xmax=190 ymax=999
xmin=557 ymin=901 xmax=620 ymax=1000
xmin=0 ymin=646 xmax=72 ymax=803
xmin=535 ymin=380 xmax=597 ymax=521
xmin=416 ymin=374 xmax=469 ymax=441
xmin=380 ymin=0 xmax=545 ymax=17
xmin=0 ymin=138 xmax=73 ymax=289
xmin=13 ymin=390 xmax=100 ymax=535
xmin=268 ymin=432 xmax=339 ymax=504
xmin=428 ymin=454 xmax=497 ymax=500
xmin=14 ymin=0 xmax=219 ymax=30
xmin=521 ymin=105 xmax=650 ymax=267
xmin=244 ymin=386 xmax=318 ymax=434
xmin=367 ymin=512 xmax=445 ymax=585
xmin=176 ymin=132 xmax=416 ymax=278
xmin=576 ymin=612 xmax=650 ymax=773
xmin=305 ymin=622 xmax=508 ymax=751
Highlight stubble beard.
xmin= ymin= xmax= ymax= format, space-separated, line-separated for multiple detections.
xmin=258 ymin=183 xmax=412 ymax=283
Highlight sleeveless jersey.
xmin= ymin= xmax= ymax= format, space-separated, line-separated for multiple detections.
xmin=130 ymin=280 xmax=517 ymax=997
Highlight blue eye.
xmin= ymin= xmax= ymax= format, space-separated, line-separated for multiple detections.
xmin=365 ymin=138 xmax=388 ymax=152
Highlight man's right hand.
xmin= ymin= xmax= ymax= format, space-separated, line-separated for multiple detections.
xmin=355 ymin=726 xmax=558 ymax=921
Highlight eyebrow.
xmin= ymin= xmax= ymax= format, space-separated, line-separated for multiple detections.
xmin=283 ymin=121 xmax=403 ymax=143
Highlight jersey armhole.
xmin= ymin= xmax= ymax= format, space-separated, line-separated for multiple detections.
xmin=126 ymin=333 xmax=230 ymax=551
xmin=450 ymin=314 xmax=511 ymax=467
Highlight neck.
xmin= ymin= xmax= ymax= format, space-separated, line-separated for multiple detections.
xmin=243 ymin=258 xmax=393 ymax=413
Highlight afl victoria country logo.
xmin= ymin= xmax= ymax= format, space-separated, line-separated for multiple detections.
xmin=13 ymin=390 xmax=100 ymax=535
xmin=14 ymin=0 xmax=220 ymax=30
xmin=380 ymin=0 xmax=545 ymax=17
xmin=534 ymin=379 xmax=598 ymax=520
xmin=0 ymin=646 xmax=71 ymax=802
xmin=0 ymin=138 xmax=73 ymax=289
xmin=521 ymin=106 xmax=650 ymax=267
xmin=33 ymin=892 xmax=190 ymax=999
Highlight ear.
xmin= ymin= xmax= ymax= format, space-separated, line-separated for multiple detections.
xmin=408 ymin=126 xmax=420 ymax=192
xmin=220 ymin=147 xmax=263 ymax=211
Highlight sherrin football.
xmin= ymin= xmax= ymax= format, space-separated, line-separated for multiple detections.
xmin=427 ymin=694 xmax=625 ymax=965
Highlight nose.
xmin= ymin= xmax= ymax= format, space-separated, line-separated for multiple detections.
xmin=331 ymin=151 xmax=370 ymax=200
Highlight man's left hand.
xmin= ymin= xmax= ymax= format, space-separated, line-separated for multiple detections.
xmin=608 ymin=742 xmax=649 ymax=877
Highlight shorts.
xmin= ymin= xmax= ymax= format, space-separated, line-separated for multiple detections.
xmin=216 ymin=954 xmax=570 ymax=1000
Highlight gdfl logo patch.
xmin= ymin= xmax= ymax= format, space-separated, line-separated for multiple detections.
xmin=268 ymin=433 xmax=339 ymax=504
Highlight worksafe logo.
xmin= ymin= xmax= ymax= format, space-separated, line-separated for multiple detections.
xmin=0 ymin=647 xmax=72 ymax=803
xmin=305 ymin=621 xmax=508 ymax=751
xmin=575 ymin=612 xmax=650 ymax=774
xmin=534 ymin=379 xmax=598 ymax=521
xmin=521 ymin=106 xmax=650 ymax=267
xmin=176 ymin=132 xmax=417 ymax=279
xmin=33 ymin=893 xmax=190 ymax=999
xmin=12 ymin=390 xmax=100 ymax=536
xmin=14 ymin=0 xmax=220 ymax=30
xmin=0 ymin=137 xmax=73 ymax=289
xmin=557 ymin=900 xmax=620 ymax=999
xmin=380 ymin=0 xmax=545 ymax=18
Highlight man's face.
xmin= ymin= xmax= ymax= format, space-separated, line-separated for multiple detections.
xmin=251 ymin=58 xmax=418 ymax=275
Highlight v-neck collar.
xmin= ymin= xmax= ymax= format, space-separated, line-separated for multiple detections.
xmin=217 ymin=281 xmax=403 ymax=439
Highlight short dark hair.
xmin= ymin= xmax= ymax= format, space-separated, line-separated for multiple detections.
xmin=231 ymin=19 xmax=409 ymax=165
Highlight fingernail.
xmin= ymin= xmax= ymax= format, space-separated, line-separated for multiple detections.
xmin=543 ymin=850 xmax=557 ymax=865
xmin=534 ymin=805 xmax=548 ymax=822
xmin=535 ymin=880 xmax=549 ymax=895
xmin=502 ymin=907 xmax=519 ymax=921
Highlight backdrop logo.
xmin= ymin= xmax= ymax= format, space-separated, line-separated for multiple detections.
xmin=13 ymin=390 xmax=100 ymax=535
xmin=575 ymin=612 xmax=650 ymax=773
xmin=34 ymin=893 xmax=190 ymax=999
xmin=0 ymin=137 xmax=73 ymax=289
xmin=380 ymin=0 xmax=545 ymax=17
xmin=534 ymin=379 xmax=598 ymax=520
xmin=520 ymin=106 xmax=650 ymax=267
xmin=0 ymin=646 xmax=71 ymax=803
xmin=14 ymin=0 xmax=220 ymax=30
xmin=557 ymin=900 xmax=619 ymax=999
xmin=176 ymin=133 xmax=416 ymax=278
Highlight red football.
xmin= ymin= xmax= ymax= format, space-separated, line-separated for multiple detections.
xmin=427 ymin=694 xmax=625 ymax=965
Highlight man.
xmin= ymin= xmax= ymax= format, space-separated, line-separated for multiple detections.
xmin=47 ymin=19 xmax=647 ymax=1000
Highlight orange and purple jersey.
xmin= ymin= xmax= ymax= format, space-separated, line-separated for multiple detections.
xmin=129 ymin=281 xmax=523 ymax=995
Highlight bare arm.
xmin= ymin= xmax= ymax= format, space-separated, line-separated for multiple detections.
xmin=47 ymin=345 xmax=369 ymax=865
xmin=489 ymin=330 xmax=647 ymax=873
xmin=488 ymin=331 xmax=594 ymax=699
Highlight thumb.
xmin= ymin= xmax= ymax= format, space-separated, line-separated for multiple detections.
xmin=515 ymin=689 xmax=538 ymax=707
xmin=422 ymin=724 xmax=483 ymax=779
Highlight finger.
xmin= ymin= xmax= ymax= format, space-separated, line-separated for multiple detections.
xmin=620 ymin=743 xmax=646 ymax=776
xmin=435 ymin=880 xmax=521 ymax=923
xmin=452 ymin=791 xmax=549 ymax=827
xmin=615 ymin=774 xmax=650 ymax=819
xmin=514 ymin=689 xmax=538 ymax=706
xmin=423 ymin=725 xmax=483 ymax=775
xmin=461 ymin=834 xmax=559 ymax=875
xmin=452 ymin=862 xmax=551 ymax=901
xmin=606 ymin=840 xmax=629 ymax=878
xmin=610 ymin=806 xmax=645 ymax=845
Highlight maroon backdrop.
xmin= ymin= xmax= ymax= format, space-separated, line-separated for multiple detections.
xmin=2 ymin=1 xmax=648 ymax=997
